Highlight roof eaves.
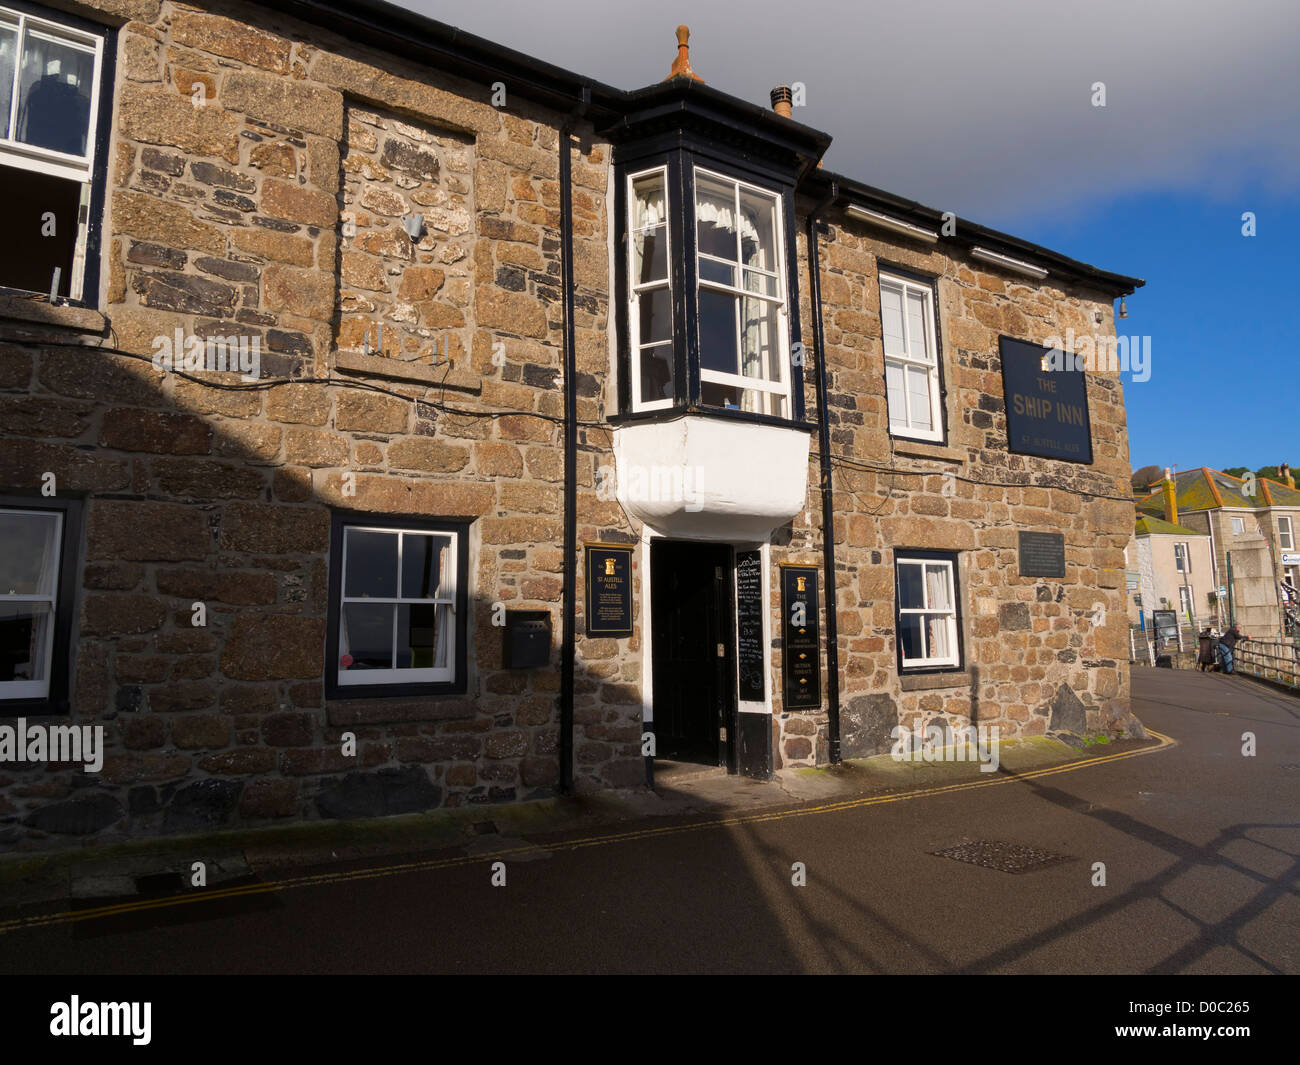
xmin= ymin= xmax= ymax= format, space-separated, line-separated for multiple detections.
xmin=807 ymin=168 xmax=1145 ymax=297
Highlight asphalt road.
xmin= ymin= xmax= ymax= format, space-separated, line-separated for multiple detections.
xmin=0 ymin=666 xmax=1295 ymax=974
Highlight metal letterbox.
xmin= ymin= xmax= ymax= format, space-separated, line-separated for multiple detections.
xmin=504 ymin=610 xmax=551 ymax=669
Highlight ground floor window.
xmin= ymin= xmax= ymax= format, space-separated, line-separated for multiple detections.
xmin=0 ymin=494 xmax=80 ymax=711
xmin=325 ymin=512 xmax=469 ymax=698
xmin=894 ymin=550 xmax=961 ymax=671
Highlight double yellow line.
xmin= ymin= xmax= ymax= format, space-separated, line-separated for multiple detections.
xmin=0 ymin=729 xmax=1174 ymax=936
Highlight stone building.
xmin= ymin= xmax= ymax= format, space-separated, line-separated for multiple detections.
xmin=1136 ymin=467 xmax=1300 ymax=635
xmin=0 ymin=0 xmax=1142 ymax=847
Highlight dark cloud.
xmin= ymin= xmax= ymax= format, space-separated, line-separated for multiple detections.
xmin=400 ymin=0 xmax=1299 ymax=222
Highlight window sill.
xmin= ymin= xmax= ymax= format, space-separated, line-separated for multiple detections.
xmin=325 ymin=689 xmax=474 ymax=726
xmin=608 ymin=405 xmax=816 ymax=434
xmin=891 ymin=438 xmax=965 ymax=463
xmin=899 ymin=670 xmax=970 ymax=691
xmin=0 ymin=292 xmax=105 ymax=334
xmin=334 ymin=349 xmax=481 ymax=394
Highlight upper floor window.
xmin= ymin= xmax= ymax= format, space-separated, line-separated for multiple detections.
xmin=0 ymin=2 xmax=108 ymax=304
xmin=694 ymin=167 xmax=790 ymax=419
xmin=1231 ymin=516 xmax=1245 ymax=535
xmin=1279 ymin=515 xmax=1294 ymax=550
xmin=879 ymin=271 xmax=943 ymax=442
xmin=1173 ymin=541 xmax=1190 ymax=572
xmin=617 ymin=155 xmax=804 ymax=424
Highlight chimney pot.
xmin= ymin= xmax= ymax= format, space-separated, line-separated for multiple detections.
xmin=665 ymin=25 xmax=703 ymax=82
xmin=770 ymin=85 xmax=793 ymax=118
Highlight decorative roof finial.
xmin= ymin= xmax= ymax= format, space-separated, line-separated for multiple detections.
xmin=666 ymin=25 xmax=703 ymax=82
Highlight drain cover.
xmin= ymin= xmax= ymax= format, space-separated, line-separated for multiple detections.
xmin=930 ymin=840 xmax=1073 ymax=874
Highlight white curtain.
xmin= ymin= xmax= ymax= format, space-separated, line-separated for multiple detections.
xmin=925 ymin=566 xmax=952 ymax=660
xmin=634 ymin=186 xmax=665 ymax=230
xmin=433 ymin=538 xmax=453 ymax=669
xmin=695 ymin=199 xmax=760 ymax=247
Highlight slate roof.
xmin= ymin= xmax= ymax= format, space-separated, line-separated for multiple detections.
xmin=1135 ymin=467 xmax=1300 ymax=515
xmin=1134 ymin=514 xmax=1206 ymax=537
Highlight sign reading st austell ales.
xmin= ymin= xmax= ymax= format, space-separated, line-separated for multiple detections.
xmin=999 ymin=335 xmax=1093 ymax=464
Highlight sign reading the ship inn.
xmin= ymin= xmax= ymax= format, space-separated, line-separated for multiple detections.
xmin=585 ymin=543 xmax=633 ymax=638
xmin=781 ymin=565 xmax=821 ymax=710
xmin=999 ymin=335 xmax=1093 ymax=464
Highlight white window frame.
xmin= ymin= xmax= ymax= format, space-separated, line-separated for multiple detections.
xmin=1173 ymin=541 xmax=1189 ymax=572
xmin=0 ymin=4 xmax=106 ymax=302
xmin=895 ymin=556 xmax=960 ymax=670
xmin=879 ymin=272 xmax=943 ymax=442
xmin=627 ymin=165 xmax=674 ymax=413
xmin=1279 ymin=515 xmax=1294 ymax=550
xmin=1178 ymin=583 xmax=1194 ymax=620
xmin=0 ymin=506 xmax=61 ymax=701
xmin=693 ymin=165 xmax=791 ymax=418
xmin=336 ymin=524 xmax=458 ymax=687
xmin=1231 ymin=515 xmax=1245 ymax=535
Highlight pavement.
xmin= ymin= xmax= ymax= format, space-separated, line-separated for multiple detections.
xmin=0 ymin=666 xmax=1295 ymax=973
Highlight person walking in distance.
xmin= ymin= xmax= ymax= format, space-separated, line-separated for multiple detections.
xmin=1217 ymin=624 xmax=1248 ymax=675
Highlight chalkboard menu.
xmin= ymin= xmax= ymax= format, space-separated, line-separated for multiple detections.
xmin=999 ymin=335 xmax=1093 ymax=464
xmin=1152 ymin=609 xmax=1178 ymax=644
xmin=1017 ymin=531 xmax=1066 ymax=578
xmin=584 ymin=543 xmax=633 ymax=638
xmin=781 ymin=565 xmax=820 ymax=710
xmin=736 ymin=550 xmax=764 ymax=702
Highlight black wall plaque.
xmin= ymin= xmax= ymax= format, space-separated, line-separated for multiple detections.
xmin=736 ymin=550 xmax=764 ymax=702
xmin=781 ymin=565 xmax=820 ymax=710
xmin=999 ymin=335 xmax=1093 ymax=464
xmin=1018 ymin=531 xmax=1066 ymax=578
xmin=585 ymin=543 xmax=633 ymax=638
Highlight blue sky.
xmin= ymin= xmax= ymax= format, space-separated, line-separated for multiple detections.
xmin=994 ymin=189 xmax=1299 ymax=474
xmin=402 ymin=0 xmax=1298 ymax=475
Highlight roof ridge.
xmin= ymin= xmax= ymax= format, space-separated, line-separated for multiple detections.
xmin=1202 ymin=466 xmax=1225 ymax=508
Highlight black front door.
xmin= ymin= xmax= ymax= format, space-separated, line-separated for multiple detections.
xmin=650 ymin=540 xmax=735 ymax=767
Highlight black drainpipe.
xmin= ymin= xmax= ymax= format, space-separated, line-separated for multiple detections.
xmin=807 ymin=184 xmax=841 ymax=763
xmin=558 ymin=88 xmax=590 ymax=794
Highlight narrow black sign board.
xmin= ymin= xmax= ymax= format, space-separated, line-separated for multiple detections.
xmin=585 ymin=543 xmax=633 ymax=638
xmin=781 ymin=565 xmax=820 ymax=710
xmin=1018 ymin=531 xmax=1066 ymax=578
xmin=999 ymin=335 xmax=1093 ymax=464
xmin=736 ymin=550 xmax=764 ymax=702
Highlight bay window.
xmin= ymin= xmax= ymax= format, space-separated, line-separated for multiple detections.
xmin=615 ymin=148 xmax=805 ymax=424
xmin=0 ymin=2 xmax=110 ymax=305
